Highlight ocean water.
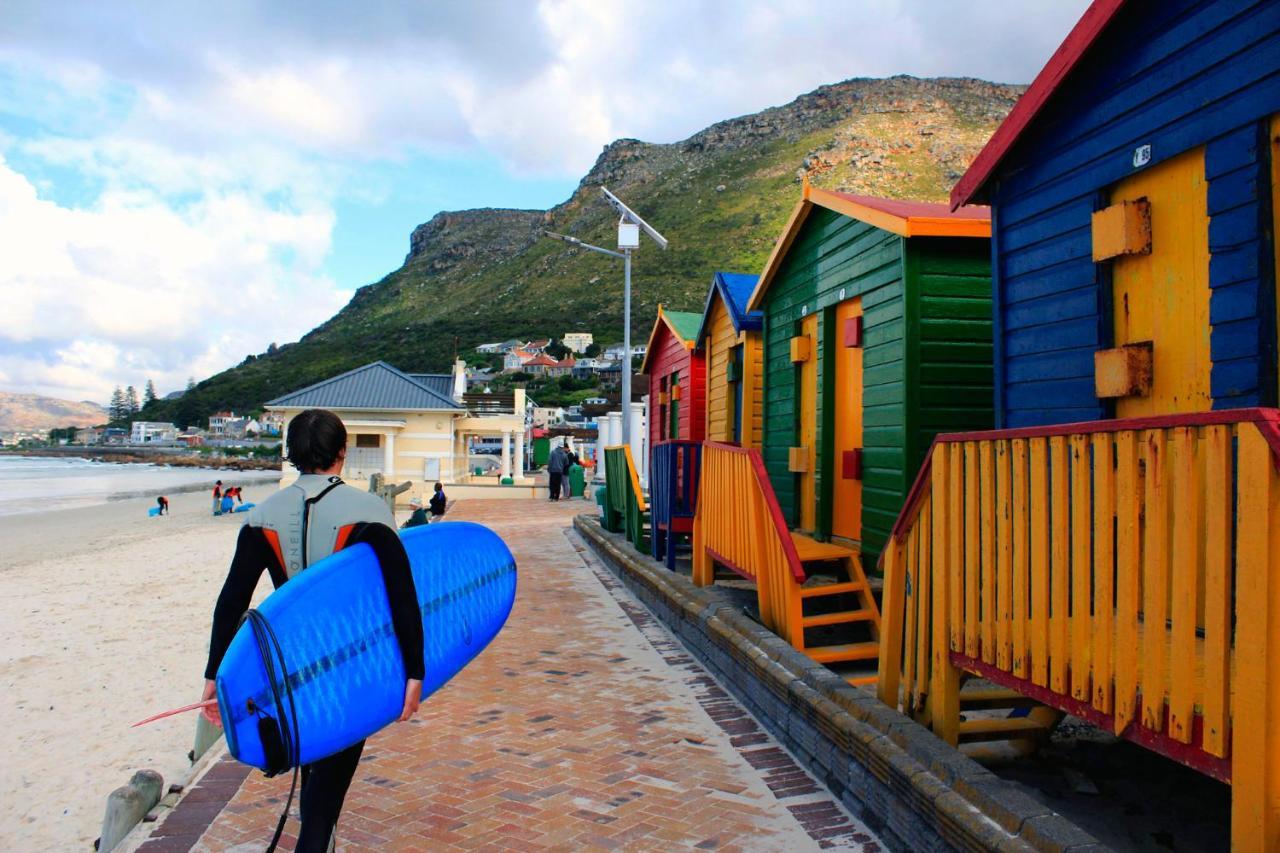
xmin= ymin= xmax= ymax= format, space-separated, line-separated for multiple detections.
xmin=0 ymin=455 xmax=282 ymax=516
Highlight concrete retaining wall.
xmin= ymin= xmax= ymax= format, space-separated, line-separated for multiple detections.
xmin=574 ymin=515 xmax=1106 ymax=852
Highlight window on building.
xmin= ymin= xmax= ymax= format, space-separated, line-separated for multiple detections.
xmin=355 ymin=433 xmax=381 ymax=448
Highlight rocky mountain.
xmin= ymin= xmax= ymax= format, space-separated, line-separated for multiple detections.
xmin=147 ymin=75 xmax=1023 ymax=424
xmin=0 ymin=391 xmax=105 ymax=433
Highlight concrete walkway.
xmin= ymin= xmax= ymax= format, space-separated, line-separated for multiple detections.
xmin=144 ymin=499 xmax=881 ymax=851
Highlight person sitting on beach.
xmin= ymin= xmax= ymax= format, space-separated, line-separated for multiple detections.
xmin=428 ymin=482 xmax=447 ymax=520
xmin=156 ymin=496 xmax=169 ymax=516
xmin=401 ymin=495 xmax=430 ymax=529
xmin=212 ymin=480 xmax=223 ymax=515
xmin=199 ymin=408 xmax=424 ymax=852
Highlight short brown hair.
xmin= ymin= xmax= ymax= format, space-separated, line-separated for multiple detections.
xmin=286 ymin=409 xmax=347 ymax=472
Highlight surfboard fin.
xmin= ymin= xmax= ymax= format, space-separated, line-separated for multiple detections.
xmin=132 ymin=699 xmax=219 ymax=728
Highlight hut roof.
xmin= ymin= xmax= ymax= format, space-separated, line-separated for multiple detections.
xmin=695 ymin=271 xmax=762 ymax=348
xmin=747 ymin=184 xmax=991 ymax=311
xmin=951 ymin=0 xmax=1127 ymax=209
xmin=639 ymin=306 xmax=702 ymax=373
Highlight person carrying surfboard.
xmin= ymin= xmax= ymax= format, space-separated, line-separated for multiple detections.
xmin=198 ymin=408 xmax=425 ymax=852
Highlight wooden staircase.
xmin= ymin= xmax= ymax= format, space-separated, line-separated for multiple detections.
xmin=791 ymin=534 xmax=881 ymax=686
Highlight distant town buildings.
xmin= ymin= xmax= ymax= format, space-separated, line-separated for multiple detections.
xmin=562 ymin=332 xmax=594 ymax=353
xmin=603 ymin=343 xmax=647 ymax=361
xmin=208 ymin=411 xmax=236 ymax=435
xmin=130 ymin=421 xmax=178 ymax=444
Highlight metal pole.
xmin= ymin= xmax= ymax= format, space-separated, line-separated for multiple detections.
xmin=621 ymin=247 xmax=632 ymax=447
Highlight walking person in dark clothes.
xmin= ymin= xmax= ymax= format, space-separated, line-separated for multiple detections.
xmin=198 ymin=409 xmax=425 ymax=851
xmin=547 ymin=441 xmax=570 ymax=501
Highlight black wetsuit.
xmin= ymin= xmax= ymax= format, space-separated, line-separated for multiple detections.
xmin=204 ymin=475 xmax=425 ymax=851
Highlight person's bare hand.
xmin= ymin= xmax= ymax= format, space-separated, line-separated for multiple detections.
xmin=399 ymin=678 xmax=423 ymax=722
xmin=200 ymin=679 xmax=222 ymax=727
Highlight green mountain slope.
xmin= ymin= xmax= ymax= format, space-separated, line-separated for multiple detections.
xmin=148 ymin=75 xmax=1022 ymax=426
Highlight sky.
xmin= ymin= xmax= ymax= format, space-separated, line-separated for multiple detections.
xmin=0 ymin=0 xmax=1090 ymax=404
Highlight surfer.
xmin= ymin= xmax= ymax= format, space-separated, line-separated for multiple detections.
xmin=199 ymin=408 xmax=425 ymax=851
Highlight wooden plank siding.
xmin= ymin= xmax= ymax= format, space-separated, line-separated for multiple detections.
xmin=983 ymin=0 xmax=1280 ymax=427
xmin=761 ymin=209 xmax=992 ymax=567
xmin=703 ymin=297 xmax=764 ymax=447
xmin=646 ymin=319 xmax=706 ymax=449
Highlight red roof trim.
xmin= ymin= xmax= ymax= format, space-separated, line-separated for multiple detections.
xmin=950 ymin=0 xmax=1128 ymax=210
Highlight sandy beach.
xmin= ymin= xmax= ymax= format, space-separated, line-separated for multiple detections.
xmin=0 ymin=484 xmax=289 ymax=850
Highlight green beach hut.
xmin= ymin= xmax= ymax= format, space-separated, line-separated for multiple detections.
xmin=744 ymin=183 xmax=994 ymax=566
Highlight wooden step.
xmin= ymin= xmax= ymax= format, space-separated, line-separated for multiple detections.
xmin=791 ymin=533 xmax=860 ymax=563
xmin=957 ymin=716 xmax=1053 ymax=743
xmin=799 ymin=581 xmax=865 ymax=599
xmin=844 ymin=673 xmax=878 ymax=687
xmin=803 ymin=642 xmax=880 ymax=665
xmin=801 ymin=609 xmax=876 ymax=628
xmin=960 ymin=688 xmax=1039 ymax=711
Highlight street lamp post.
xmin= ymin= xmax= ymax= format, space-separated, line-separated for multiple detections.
xmin=542 ymin=187 xmax=667 ymax=448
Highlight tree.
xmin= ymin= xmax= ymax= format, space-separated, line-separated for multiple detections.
xmin=186 ymin=377 xmax=196 ymax=392
xmin=109 ymin=387 xmax=126 ymax=423
xmin=124 ymin=385 xmax=140 ymax=417
xmin=143 ymin=380 xmax=158 ymax=406
xmin=584 ymin=342 xmax=602 ymax=358
xmin=544 ymin=338 xmax=570 ymax=360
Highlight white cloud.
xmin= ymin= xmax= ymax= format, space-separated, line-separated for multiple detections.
xmin=0 ymin=0 xmax=1094 ymax=401
xmin=0 ymin=157 xmax=348 ymax=402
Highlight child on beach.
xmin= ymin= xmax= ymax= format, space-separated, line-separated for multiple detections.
xmin=156 ymin=496 xmax=168 ymax=516
xmin=212 ymin=480 xmax=223 ymax=515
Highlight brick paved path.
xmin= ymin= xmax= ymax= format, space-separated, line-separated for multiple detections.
xmin=167 ymin=499 xmax=881 ymax=851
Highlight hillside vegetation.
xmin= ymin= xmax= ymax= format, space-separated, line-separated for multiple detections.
xmin=146 ymin=75 xmax=1022 ymax=426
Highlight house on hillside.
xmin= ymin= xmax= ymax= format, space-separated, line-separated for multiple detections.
xmin=265 ymin=360 xmax=533 ymax=498
xmin=503 ymin=349 xmax=536 ymax=372
xmin=525 ymin=339 xmax=551 ymax=354
xmin=563 ymin=332 xmax=594 ymax=353
xmin=74 ymin=427 xmax=102 ymax=445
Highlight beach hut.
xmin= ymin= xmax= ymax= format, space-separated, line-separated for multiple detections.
xmin=950 ymin=0 xmax=1280 ymax=424
xmin=874 ymin=3 xmax=1280 ymax=841
xmin=695 ymin=272 xmax=764 ymax=448
xmin=639 ymin=306 xmax=706 ymax=446
xmin=745 ymin=184 xmax=993 ymax=565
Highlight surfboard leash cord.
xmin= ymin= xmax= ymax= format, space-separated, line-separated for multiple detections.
xmin=241 ymin=607 xmax=302 ymax=853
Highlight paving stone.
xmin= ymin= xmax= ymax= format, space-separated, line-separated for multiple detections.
xmin=172 ymin=501 xmax=881 ymax=851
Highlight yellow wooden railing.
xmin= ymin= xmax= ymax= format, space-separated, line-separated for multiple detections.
xmin=692 ymin=441 xmax=807 ymax=645
xmin=875 ymin=408 xmax=1280 ymax=847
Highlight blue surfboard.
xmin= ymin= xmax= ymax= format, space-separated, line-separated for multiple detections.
xmin=215 ymin=521 xmax=516 ymax=770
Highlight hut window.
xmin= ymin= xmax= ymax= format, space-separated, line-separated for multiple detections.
xmin=355 ymin=433 xmax=381 ymax=448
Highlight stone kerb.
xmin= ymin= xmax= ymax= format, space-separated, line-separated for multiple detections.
xmin=573 ymin=514 xmax=1106 ymax=853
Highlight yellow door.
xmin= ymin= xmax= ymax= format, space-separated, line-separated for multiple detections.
xmin=832 ymin=298 xmax=863 ymax=541
xmin=1111 ymin=147 xmax=1212 ymax=416
xmin=799 ymin=313 xmax=818 ymax=531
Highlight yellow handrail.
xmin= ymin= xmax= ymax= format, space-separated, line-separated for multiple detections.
xmin=693 ymin=442 xmax=806 ymax=644
xmin=876 ymin=408 xmax=1280 ymax=847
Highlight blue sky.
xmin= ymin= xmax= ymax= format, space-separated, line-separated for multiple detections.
xmin=0 ymin=0 xmax=1089 ymax=403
